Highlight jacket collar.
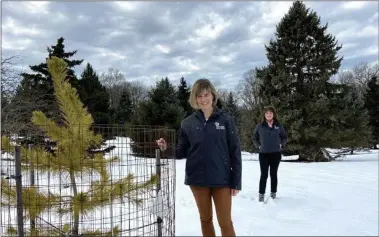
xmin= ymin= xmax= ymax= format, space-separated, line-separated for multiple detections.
xmin=194 ymin=108 xmax=222 ymax=122
xmin=263 ymin=120 xmax=278 ymax=128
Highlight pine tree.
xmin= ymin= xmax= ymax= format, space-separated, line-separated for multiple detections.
xmin=338 ymin=84 xmax=371 ymax=153
xmin=138 ymin=77 xmax=184 ymax=129
xmin=114 ymin=89 xmax=134 ymax=124
xmin=177 ymin=77 xmax=193 ymax=118
xmin=78 ymin=63 xmax=110 ymax=125
xmin=223 ymin=92 xmax=242 ymax=141
xmin=257 ymin=0 xmax=344 ymax=161
xmin=14 ymin=37 xmax=83 ymax=126
xmin=364 ymin=76 xmax=379 ymax=149
xmin=1 ymin=57 xmax=157 ymax=236
xmin=216 ymin=98 xmax=224 ymax=109
xmin=224 ymin=92 xmax=240 ymax=122
xmin=132 ymin=77 xmax=185 ymax=157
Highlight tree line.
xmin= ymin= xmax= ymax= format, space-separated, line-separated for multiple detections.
xmin=1 ymin=1 xmax=378 ymax=162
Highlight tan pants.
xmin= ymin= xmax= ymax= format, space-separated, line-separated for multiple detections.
xmin=190 ymin=186 xmax=236 ymax=237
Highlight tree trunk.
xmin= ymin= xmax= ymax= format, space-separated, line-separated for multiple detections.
xmin=298 ymin=147 xmax=332 ymax=162
xmin=70 ymin=171 xmax=79 ymax=236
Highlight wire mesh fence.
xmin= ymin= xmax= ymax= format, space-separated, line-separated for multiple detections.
xmin=1 ymin=124 xmax=176 ymax=237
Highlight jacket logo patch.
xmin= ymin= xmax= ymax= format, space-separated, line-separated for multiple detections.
xmin=274 ymin=126 xmax=279 ymax=129
xmin=214 ymin=122 xmax=225 ymax=130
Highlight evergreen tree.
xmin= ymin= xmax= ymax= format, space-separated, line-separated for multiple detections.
xmin=224 ymin=92 xmax=240 ymax=123
xmin=177 ymin=77 xmax=193 ymax=118
xmin=224 ymin=91 xmax=242 ymax=141
xmin=78 ymin=63 xmax=110 ymax=125
xmin=338 ymin=84 xmax=371 ymax=153
xmin=136 ymin=77 xmax=184 ymax=129
xmin=364 ymin=76 xmax=379 ymax=149
xmin=257 ymin=0 xmax=344 ymax=161
xmin=1 ymin=57 xmax=157 ymax=236
xmin=216 ymin=98 xmax=224 ymax=109
xmin=256 ymin=66 xmax=284 ymax=107
xmin=114 ymin=89 xmax=134 ymax=124
xmin=131 ymin=77 xmax=184 ymax=157
xmin=14 ymin=37 xmax=83 ymax=125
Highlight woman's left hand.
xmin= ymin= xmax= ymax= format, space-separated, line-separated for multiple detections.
xmin=231 ymin=189 xmax=240 ymax=196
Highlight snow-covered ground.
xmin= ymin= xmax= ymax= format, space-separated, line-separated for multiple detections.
xmin=1 ymin=137 xmax=176 ymax=236
xmin=175 ymin=150 xmax=379 ymax=236
xmin=1 ymin=136 xmax=378 ymax=236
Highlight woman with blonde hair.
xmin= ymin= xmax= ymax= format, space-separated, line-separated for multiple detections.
xmin=252 ymin=106 xmax=287 ymax=202
xmin=156 ymin=78 xmax=242 ymax=237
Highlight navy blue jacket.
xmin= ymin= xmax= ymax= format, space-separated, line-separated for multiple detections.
xmin=252 ymin=121 xmax=287 ymax=153
xmin=174 ymin=109 xmax=242 ymax=190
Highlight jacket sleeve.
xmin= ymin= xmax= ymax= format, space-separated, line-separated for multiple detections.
xmin=279 ymin=125 xmax=287 ymax=147
xmin=252 ymin=125 xmax=260 ymax=149
xmin=174 ymin=123 xmax=189 ymax=159
xmin=226 ymin=115 xmax=242 ymax=191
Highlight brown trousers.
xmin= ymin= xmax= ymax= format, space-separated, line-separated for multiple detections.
xmin=190 ymin=186 xmax=236 ymax=237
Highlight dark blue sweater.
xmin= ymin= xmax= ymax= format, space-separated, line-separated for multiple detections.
xmin=252 ymin=121 xmax=287 ymax=153
xmin=174 ymin=109 xmax=242 ymax=190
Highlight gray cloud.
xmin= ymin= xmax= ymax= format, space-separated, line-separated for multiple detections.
xmin=2 ymin=1 xmax=378 ymax=91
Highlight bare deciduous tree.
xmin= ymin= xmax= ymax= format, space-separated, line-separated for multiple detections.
xmin=99 ymin=68 xmax=126 ymax=109
xmin=100 ymin=68 xmax=125 ymax=88
xmin=127 ymin=80 xmax=148 ymax=106
xmin=236 ymin=68 xmax=263 ymax=110
xmin=99 ymin=67 xmax=149 ymax=110
xmin=1 ymin=55 xmax=22 ymax=95
xmin=217 ymin=89 xmax=229 ymax=103
xmin=235 ymin=68 xmax=265 ymax=152
xmin=338 ymin=61 xmax=379 ymax=95
xmin=1 ymin=55 xmax=51 ymax=136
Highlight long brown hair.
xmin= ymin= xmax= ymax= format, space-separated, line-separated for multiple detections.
xmin=261 ymin=106 xmax=279 ymax=123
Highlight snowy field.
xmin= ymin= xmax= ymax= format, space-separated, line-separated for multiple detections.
xmin=1 ymin=137 xmax=175 ymax=236
xmin=2 ymin=136 xmax=378 ymax=236
xmin=175 ymin=149 xmax=379 ymax=236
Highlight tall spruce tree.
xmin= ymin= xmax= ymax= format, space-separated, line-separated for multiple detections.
xmin=224 ymin=92 xmax=242 ymax=140
xmin=216 ymin=98 xmax=224 ymax=109
xmin=224 ymin=92 xmax=240 ymax=122
xmin=257 ymin=0 xmax=344 ymax=161
xmin=1 ymin=57 xmax=157 ymax=236
xmin=130 ymin=77 xmax=184 ymax=157
xmin=137 ymin=77 xmax=184 ymax=130
xmin=15 ymin=37 xmax=83 ymax=125
xmin=78 ymin=63 xmax=110 ymax=125
xmin=364 ymin=76 xmax=379 ymax=149
xmin=177 ymin=77 xmax=193 ymax=118
xmin=114 ymin=89 xmax=134 ymax=124
xmin=338 ymin=84 xmax=371 ymax=153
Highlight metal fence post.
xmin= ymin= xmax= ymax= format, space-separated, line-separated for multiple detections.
xmin=15 ymin=145 xmax=24 ymax=237
xmin=155 ymin=149 xmax=162 ymax=237
xmin=28 ymin=144 xmax=36 ymax=231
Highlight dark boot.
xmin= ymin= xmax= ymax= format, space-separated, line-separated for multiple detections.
xmin=258 ymin=193 xmax=264 ymax=202
xmin=270 ymin=192 xmax=276 ymax=199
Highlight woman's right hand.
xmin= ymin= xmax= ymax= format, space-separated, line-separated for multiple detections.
xmin=156 ymin=138 xmax=167 ymax=151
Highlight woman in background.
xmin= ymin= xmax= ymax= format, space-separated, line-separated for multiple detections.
xmin=252 ymin=106 xmax=287 ymax=202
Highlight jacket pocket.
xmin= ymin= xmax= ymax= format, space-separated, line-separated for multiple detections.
xmin=214 ymin=155 xmax=229 ymax=183
xmin=185 ymin=157 xmax=201 ymax=176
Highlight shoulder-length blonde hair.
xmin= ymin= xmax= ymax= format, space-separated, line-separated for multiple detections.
xmin=188 ymin=78 xmax=218 ymax=109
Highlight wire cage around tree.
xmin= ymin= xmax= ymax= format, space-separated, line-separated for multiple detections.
xmin=0 ymin=124 xmax=176 ymax=237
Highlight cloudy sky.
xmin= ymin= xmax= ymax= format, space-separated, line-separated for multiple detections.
xmin=2 ymin=1 xmax=378 ymax=90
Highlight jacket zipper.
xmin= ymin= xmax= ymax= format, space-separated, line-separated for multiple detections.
xmin=203 ymin=119 xmax=208 ymax=182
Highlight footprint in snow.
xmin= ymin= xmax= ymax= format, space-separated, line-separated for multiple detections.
xmin=238 ymin=194 xmax=256 ymax=201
